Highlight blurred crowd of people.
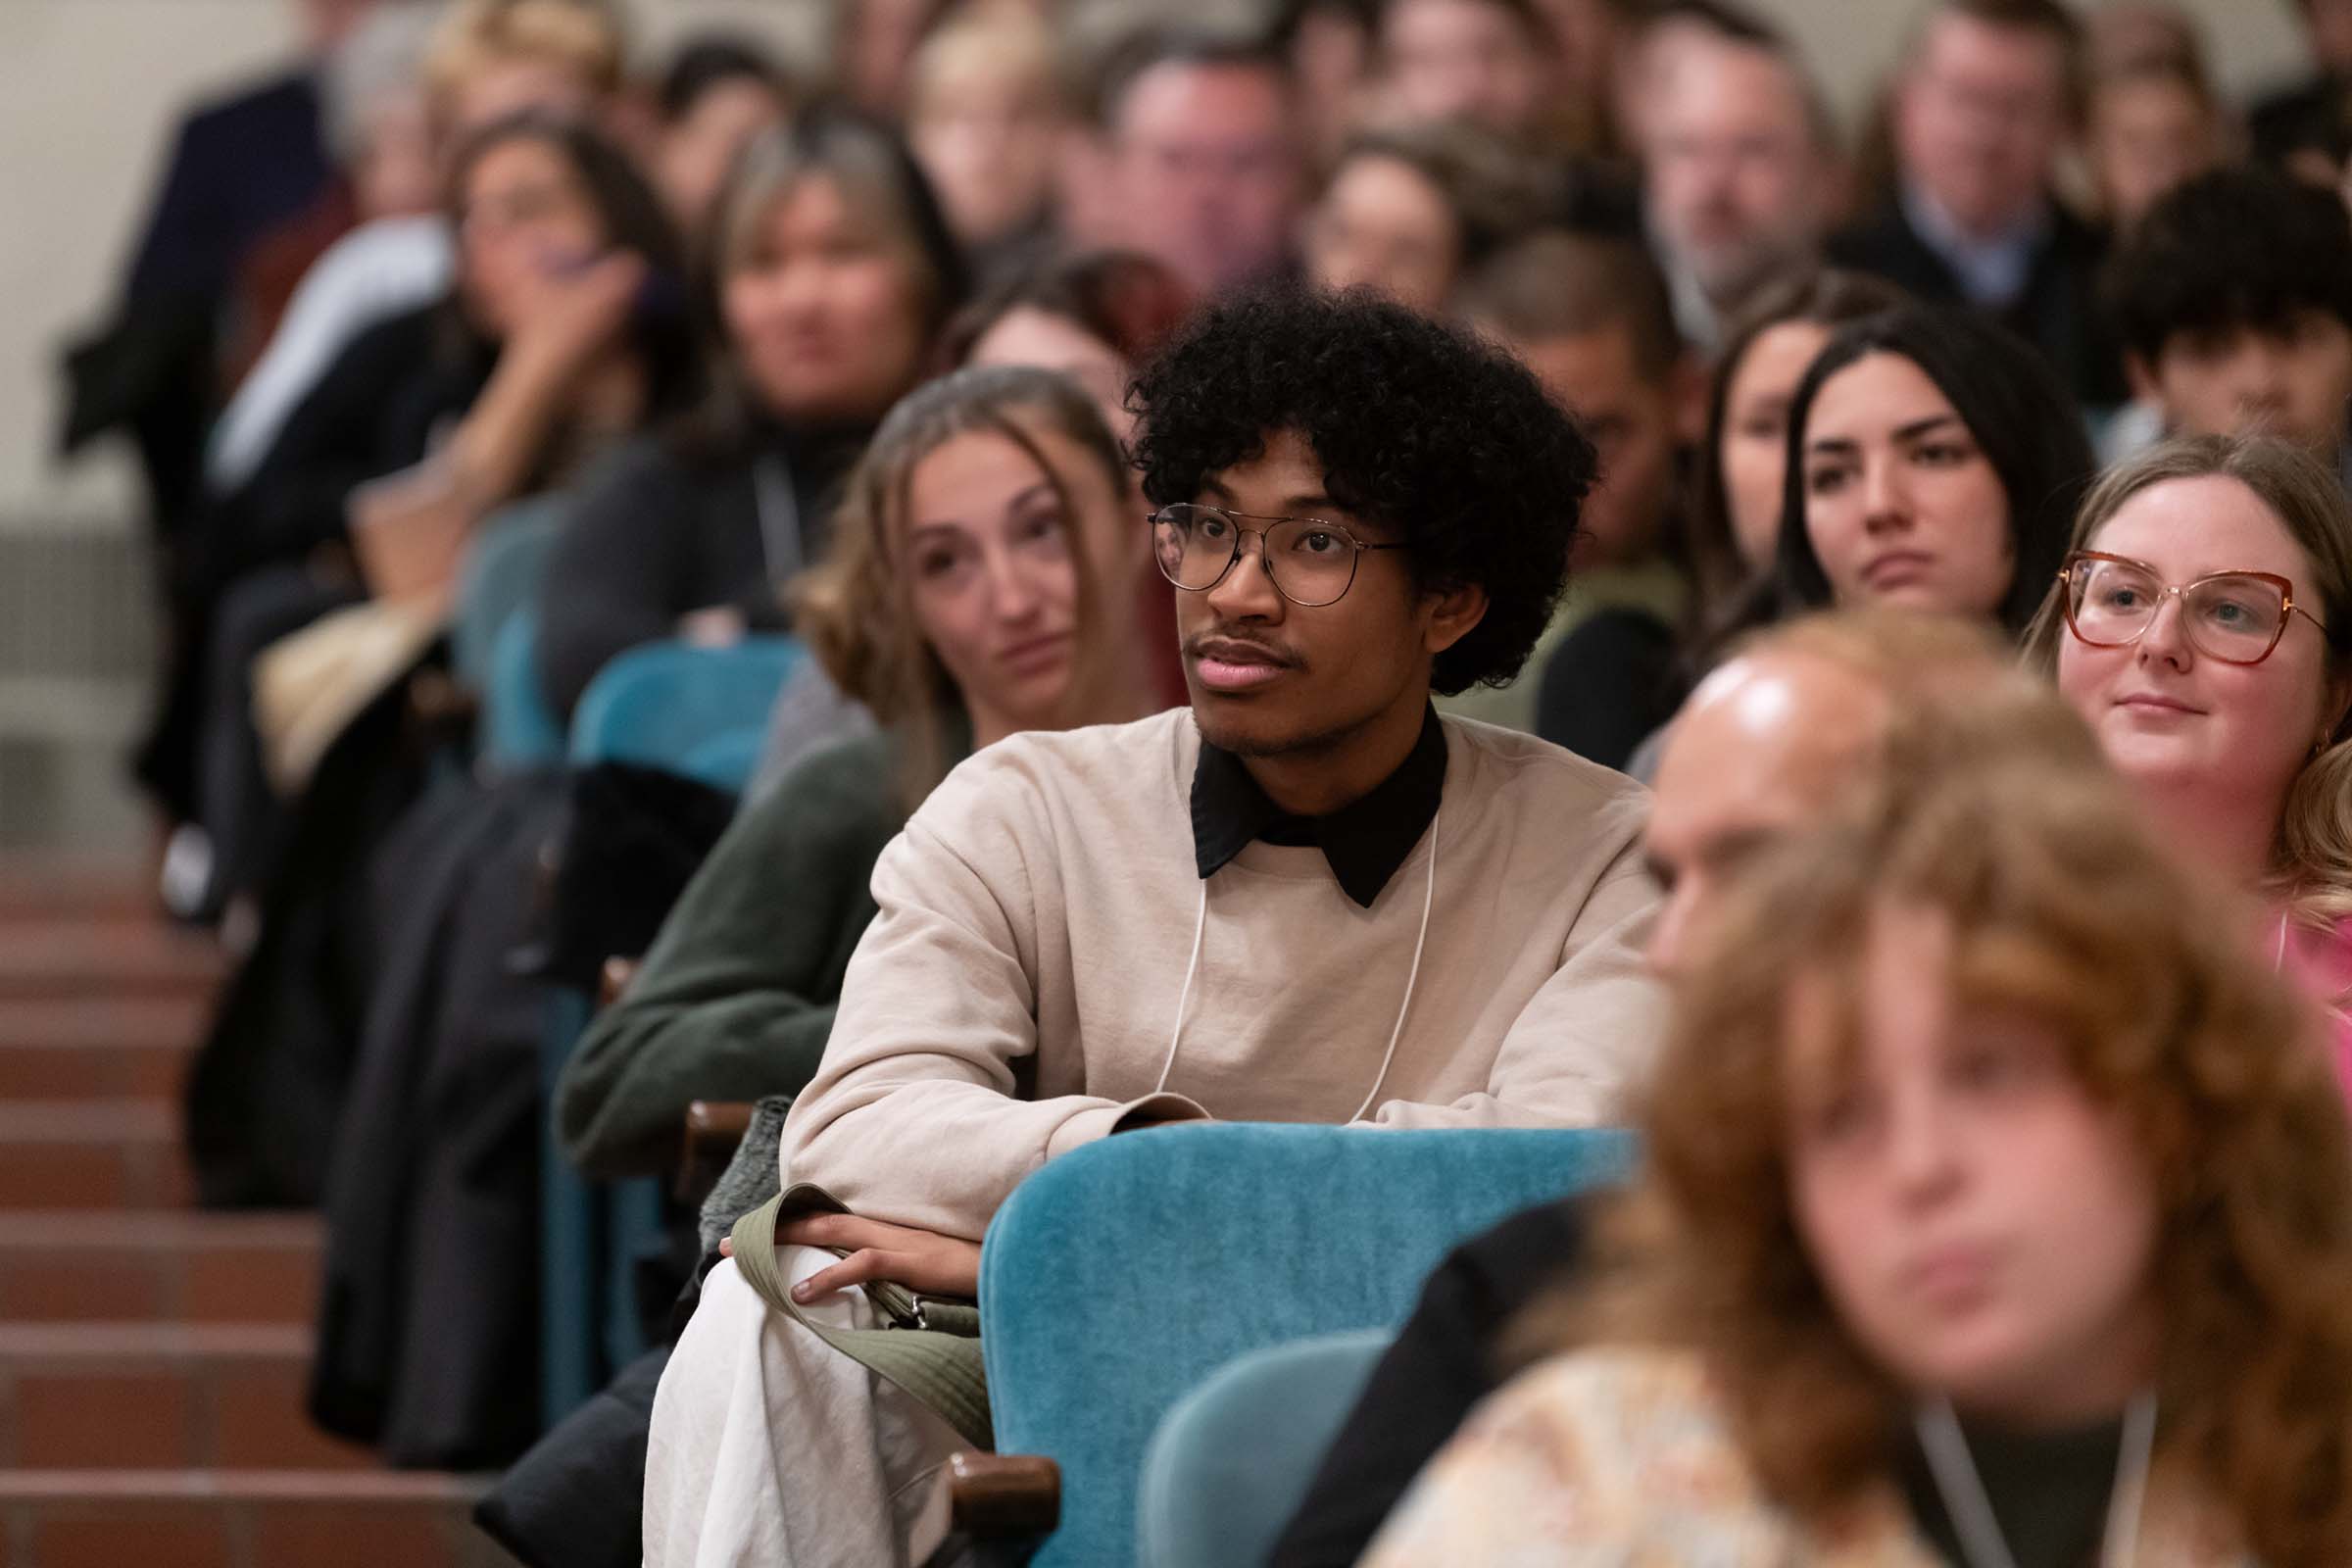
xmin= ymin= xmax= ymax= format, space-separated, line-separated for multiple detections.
xmin=49 ymin=0 xmax=2352 ymax=1563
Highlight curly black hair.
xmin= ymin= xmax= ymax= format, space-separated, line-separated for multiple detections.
xmin=1128 ymin=288 xmax=1596 ymax=694
xmin=2106 ymin=170 xmax=2352 ymax=367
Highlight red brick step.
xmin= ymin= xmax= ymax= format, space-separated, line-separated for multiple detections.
xmin=0 ymin=1212 xmax=318 ymax=1324
xmin=0 ymin=1323 xmax=366 ymax=1471
xmin=0 ymin=1102 xmax=192 ymax=1211
xmin=0 ymin=1470 xmax=507 ymax=1568
xmin=0 ymin=999 xmax=205 ymax=1101
xmin=0 ymin=861 xmax=160 ymax=923
xmin=0 ymin=922 xmax=222 ymax=1004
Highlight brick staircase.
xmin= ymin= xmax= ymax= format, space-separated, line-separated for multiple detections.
xmin=0 ymin=864 xmax=508 ymax=1568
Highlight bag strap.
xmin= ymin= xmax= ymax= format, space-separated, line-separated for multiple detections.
xmin=726 ymin=1189 xmax=994 ymax=1447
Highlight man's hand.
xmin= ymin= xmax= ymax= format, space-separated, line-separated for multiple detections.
xmin=722 ymin=1213 xmax=983 ymax=1304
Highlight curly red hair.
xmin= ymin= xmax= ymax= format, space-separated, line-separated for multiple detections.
xmin=1561 ymin=711 xmax=2352 ymax=1565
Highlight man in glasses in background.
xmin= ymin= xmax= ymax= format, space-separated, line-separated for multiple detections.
xmin=644 ymin=290 xmax=1667 ymax=1567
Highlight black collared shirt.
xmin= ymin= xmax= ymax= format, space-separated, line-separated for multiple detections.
xmin=1190 ymin=706 xmax=1447 ymax=909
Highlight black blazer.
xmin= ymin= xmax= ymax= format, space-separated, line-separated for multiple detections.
xmin=1829 ymin=195 xmax=2125 ymax=410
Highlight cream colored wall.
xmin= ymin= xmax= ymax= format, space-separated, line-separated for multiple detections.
xmin=0 ymin=0 xmax=2323 ymax=522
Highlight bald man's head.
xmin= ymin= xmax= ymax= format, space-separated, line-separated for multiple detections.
xmin=1642 ymin=609 xmax=2023 ymax=977
xmin=1645 ymin=650 xmax=1893 ymax=977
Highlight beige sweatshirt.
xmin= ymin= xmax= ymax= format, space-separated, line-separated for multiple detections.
xmin=779 ymin=708 xmax=1666 ymax=1239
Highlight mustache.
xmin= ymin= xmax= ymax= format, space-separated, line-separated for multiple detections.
xmin=1182 ymin=628 xmax=1305 ymax=668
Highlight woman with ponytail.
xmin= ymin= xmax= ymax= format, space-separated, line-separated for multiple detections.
xmin=2025 ymin=435 xmax=2352 ymax=1095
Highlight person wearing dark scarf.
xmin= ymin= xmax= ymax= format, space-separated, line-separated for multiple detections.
xmin=533 ymin=111 xmax=970 ymax=722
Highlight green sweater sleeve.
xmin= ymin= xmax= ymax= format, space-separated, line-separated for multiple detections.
xmin=555 ymin=731 xmax=906 ymax=1179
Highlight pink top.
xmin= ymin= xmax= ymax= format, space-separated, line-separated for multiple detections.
xmin=2280 ymin=913 xmax=2352 ymax=1106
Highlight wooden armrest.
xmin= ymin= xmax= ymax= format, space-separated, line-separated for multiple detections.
xmin=408 ymin=666 xmax=479 ymax=732
xmin=685 ymin=1100 xmax=755 ymax=1143
xmin=676 ymin=1099 xmax=758 ymax=1200
xmin=948 ymin=1452 xmax=1059 ymax=1538
xmin=599 ymin=956 xmax=640 ymax=1008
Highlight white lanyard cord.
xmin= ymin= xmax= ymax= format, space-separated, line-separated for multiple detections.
xmin=1914 ymin=1391 xmax=2158 ymax=1568
xmin=1153 ymin=807 xmax=1441 ymax=1115
xmin=1347 ymin=806 xmax=1439 ymax=1123
xmin=753 ymin=455 xmax=803 ymax=583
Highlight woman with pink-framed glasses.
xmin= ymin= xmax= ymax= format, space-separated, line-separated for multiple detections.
xmin=2026 ymin=434 xmax=2352 ymax=1097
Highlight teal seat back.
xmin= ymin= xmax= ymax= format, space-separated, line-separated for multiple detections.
xmin=568 ymin=637 xmax=804 ymax=775
xmin=978 ymin=1122 xmax=1636 ymax=1567
xmin=540 ymin=635 xmax=803 ymax=1427
xmin=484 ymin=609 xmax=564 ymax=774
xmin=677 ymin=728 xmax=768 ymax=796
xmin=452 ymin=500 xmax=565 ymax=691
xmin=1137 ymin=1329 xmax=1392 ymax=1568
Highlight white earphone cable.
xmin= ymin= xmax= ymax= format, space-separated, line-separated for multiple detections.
xmin=1153 ymin=880 xmax=1210 ymax=1095
xmin=1156 ymin=810 xmax=1441 ymax=1112
xmin=1349 ymin=806 xmax=1440 ymax=1123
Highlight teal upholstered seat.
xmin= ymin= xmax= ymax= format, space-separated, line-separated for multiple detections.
xmin=482 ymin=608 xmax=565 ymax=775
xmin=452 ymin=499 xmax=565 ymax=694
xmin=539 ymin=636 xmax=805 ymax=1425
xmin=1137 ymin=1328 xmax=1392 ymax=1568
xmin=978 ymin=1121 xmax=1635 ymax=1566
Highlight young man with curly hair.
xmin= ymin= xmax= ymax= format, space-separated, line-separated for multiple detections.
xmin=641 ymin=290 xmax=1666 ymax=1568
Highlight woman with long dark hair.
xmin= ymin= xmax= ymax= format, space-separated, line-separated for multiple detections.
xmin=1680 ymin=269 xmax=1906 ymax=631
xmin=1766 ymin=304 xmax=2095 ymax=637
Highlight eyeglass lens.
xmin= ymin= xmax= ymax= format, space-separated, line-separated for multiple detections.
xmin=1152 ymin=505 xmax=1361 ymax=606
xmin=2069 ymin=559 xmax=2288 ymax=662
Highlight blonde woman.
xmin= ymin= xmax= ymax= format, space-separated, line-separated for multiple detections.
xmin=557 ymin=363 xmax=1158 ymax=1176
xmin=1365 ymin=730 xmax=2352 ymax=1567
xmin=2025 ymin=435 xmax=2352 ymax=1093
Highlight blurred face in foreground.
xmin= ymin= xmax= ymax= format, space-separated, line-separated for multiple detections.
xmin=1787 ymin=901 xmax=2162 ymax=1426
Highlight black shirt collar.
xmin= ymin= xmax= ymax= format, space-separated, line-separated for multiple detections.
xmin=1190 ymin=705 xmax=1446 ymax=908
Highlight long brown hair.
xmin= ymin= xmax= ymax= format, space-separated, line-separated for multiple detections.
xmin=1551 ymin=713 xmax=2352 ymax=1564
xmin=790 ymin=364 xmax=1135 ymax=809
xmin=1684 ymin=269 xmax=1907 ymax=624
xmin=2023 ymin=435 xmax=2352 ymax=928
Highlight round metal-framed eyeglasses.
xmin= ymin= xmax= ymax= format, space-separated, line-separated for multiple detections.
xmin=1148 ymin=503 xmax=1408 ymax=608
